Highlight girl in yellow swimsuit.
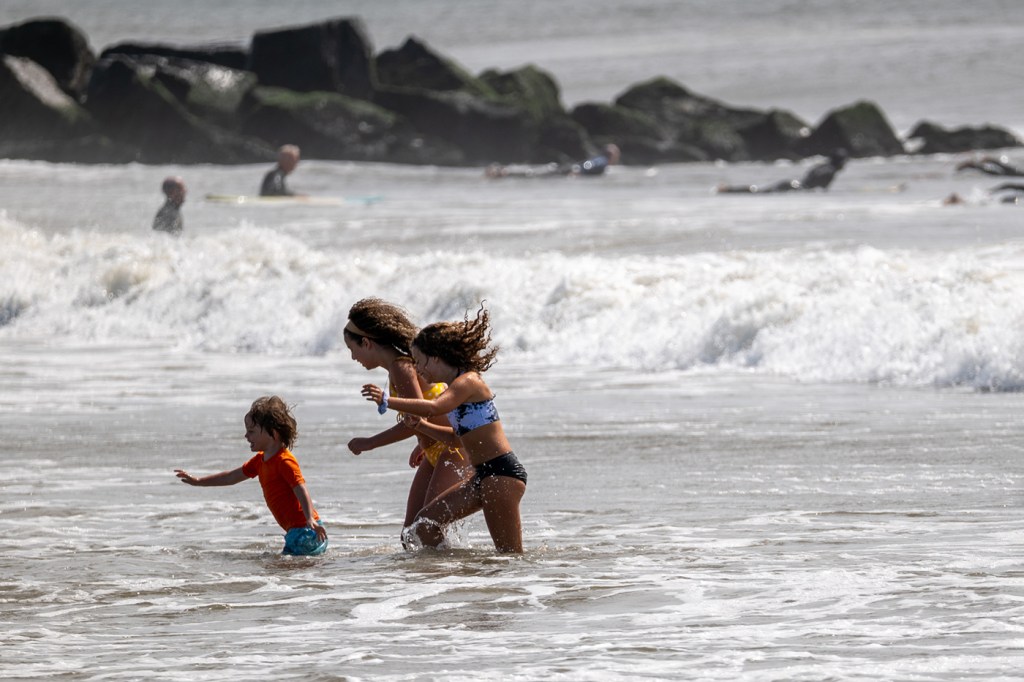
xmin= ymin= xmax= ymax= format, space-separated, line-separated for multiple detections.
xmin=343 ymin=298 xmax=473 ymax=546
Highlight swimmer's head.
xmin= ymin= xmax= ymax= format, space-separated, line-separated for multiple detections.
xmin=605 ymin=143 xmax=621 ymax=165
xmin=278 ymin=144 xmax=301 ymax=173
xmin=161 ymin=176 xmax=186 ymax=205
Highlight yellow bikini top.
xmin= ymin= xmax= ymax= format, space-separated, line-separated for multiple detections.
xmin=392 ymin=381 xmax=447 ymax=413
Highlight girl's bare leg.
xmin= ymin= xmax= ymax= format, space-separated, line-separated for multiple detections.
xmin=424 ymin=451 xmax=474 ymax=508
xmin=478 ymin=476 xmax=527 ymax=553
xmin=414 ymin=482 xmax=482 ymax=548
xmin=404 ymin=460 xmax=435 ymax=528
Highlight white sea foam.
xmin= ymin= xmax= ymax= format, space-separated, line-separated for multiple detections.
xmin=5 ymin=216 xmax=1024 ymax=389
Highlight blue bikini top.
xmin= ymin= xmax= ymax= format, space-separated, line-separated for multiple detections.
xmin=448 ymin=397 xmax=500 ymax=436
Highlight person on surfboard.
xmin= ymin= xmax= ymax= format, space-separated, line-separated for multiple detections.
xmin=260 ymin=144 xmax=303 ymax=197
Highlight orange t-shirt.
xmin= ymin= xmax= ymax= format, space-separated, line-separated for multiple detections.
xmin=242 ymin=448 xmax=319 ymax=531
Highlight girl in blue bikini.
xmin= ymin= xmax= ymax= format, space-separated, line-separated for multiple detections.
xmin=361 ymin=305 xmax=528 ymax=553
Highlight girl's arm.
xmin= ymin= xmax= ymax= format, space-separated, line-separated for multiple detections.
xmin=401 ymin=414 xmax=461 ymax=448
xmin=175 ymin=467 xmax=247 ymax=486
xmin=348 ymin=422 xmax=414 ymax=455
xmin=361 ymin=373 xmax=484 ymax=417
xmin=292 ymin=483 xmax=328 ymax=542
xmin=348 ymin=359 xmax=424 ymax=455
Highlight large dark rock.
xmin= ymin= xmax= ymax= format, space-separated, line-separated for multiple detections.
xmin=376 ymin=41 xmax=589 ymax=164
xmin=239 ymin=85 xmax=447 ymax=163
xmin=737 ymin=109 xmax=811 ymax=161
xmin=802 ymin=100 xmax=904 ymax=158
xmin=613 ymin=77 xmax=762 ymax=162
xmin=0 ymin=54 xmax=137 ymax=163
xmin=478 ymin=64 xmax=590 ymax=163
xmin=528 ymin=117 xmax=592 ymax=165
xmin=249 ymin=18 xmax=375 ymax=99
xmin=0 ymin=17 xmax=95 ymax=98
xmin=0 ymin=54 xmax=112 ymax=161
xmin=84 ymin=56 xmax=273 ymax=163
xmin=99 ymin=53 xmax=258 ymax=127
xmin=378 ymin=36 xmax=493 ymax=98
xmin=572 ymin=101 xmax=706 ymax=164
xmin=101 ymin=42 xmax=248 ymax=70
xmin=374 ymin=86 xmax=534 ymax=164
xmin=0 ymin=55 xmax=93 ymax=136
xmin=479 ymin=64 xmax=563 ymax=119
xmin=906 ymin=120 xmax=1021 ymax=155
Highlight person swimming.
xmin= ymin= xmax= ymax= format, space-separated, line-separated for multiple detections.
xmin=990 ymin=182 xmax=1024 ymax=204
xmin=716 ymin=149 xmax=849 ymax=194
xmin=956 ymin=155 xmax=1024 ymax=177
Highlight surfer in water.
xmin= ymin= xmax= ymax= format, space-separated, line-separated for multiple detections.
xmin=174 ymin=396 xmax=329 ymax=556
xmin=260 ymin=144 xmax=302 ymax=196
xmin=990 ymin=182 xmax=1024 ymax=204
xmin=956 ymin=155 xmax=1024 ymax=177
xmin=152 ymin=176 xmax=186 ymax=235
xmin=485 ymin=143 xmax=621 ymax=179
xmin=716 ymin=148 xmax=849 ymax=194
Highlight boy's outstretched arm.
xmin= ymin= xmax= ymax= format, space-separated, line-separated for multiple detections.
xmin=175 ymin=467 xmax=247 ymax=486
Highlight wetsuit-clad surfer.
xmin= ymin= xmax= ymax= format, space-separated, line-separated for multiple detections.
xmin=716 ymin=149 xmax=849 ymax=194
xmin=956 ymin=156 xmax=1024 ymax=177
xmin=153 ymin=176 xmax=186 ymax=235
xmin=260 ymin=144 xmax=301 ymax=196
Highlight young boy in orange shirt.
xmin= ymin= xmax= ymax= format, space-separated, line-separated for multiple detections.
xmin=175 ymin=396 xmax=328 ymax=555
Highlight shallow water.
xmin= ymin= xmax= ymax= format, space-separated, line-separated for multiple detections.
xmin=3 ymin=1 xmax=1024 ymax=679
xmin=4 ymin=352 xmax=1024 ymax=680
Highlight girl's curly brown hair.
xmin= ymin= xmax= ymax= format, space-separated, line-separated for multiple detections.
xmin=345 ymin=298 xmax=419 ymax=356
xmin=413 ymin=304 xmax=498 ymax=373
xmin=247 ymin=395 xmax=298 ymax=448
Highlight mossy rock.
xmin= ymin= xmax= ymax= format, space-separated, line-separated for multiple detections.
xmin=479 ymin=64 xmax=564 ymax=121
xmin=240 ymin=85 xmax=409 ymax=161
xmin=376 ymin=36 xmax=494 ymax=99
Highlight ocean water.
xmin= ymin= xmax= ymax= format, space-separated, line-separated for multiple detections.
xmin=3 ymin=2 xmax=1024 ymax=680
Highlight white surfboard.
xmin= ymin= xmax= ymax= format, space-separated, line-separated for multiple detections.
xmin=204 ymin=194 xmax=380 ymax=206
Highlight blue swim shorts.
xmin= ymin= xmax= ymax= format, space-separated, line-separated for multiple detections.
xmin=283 ymin=524 xmax=328 ymax=556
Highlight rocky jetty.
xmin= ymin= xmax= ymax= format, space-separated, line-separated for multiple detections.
xmin=0 ymin=15 xmax=1019 ymax=166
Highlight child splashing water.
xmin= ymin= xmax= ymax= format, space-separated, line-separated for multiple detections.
xmin=361 ymin=305 xmax=527 ymax=553
xmin=343 ymin=298 xmax=473 ymax=545
xmin=175 ymin=396 xmax=328 ymax=556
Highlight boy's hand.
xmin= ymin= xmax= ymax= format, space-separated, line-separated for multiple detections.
xmin=175 ymin=469 xmax=199 ymax=485
xmin=312 ymin=524 xmax=328 ymax=543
